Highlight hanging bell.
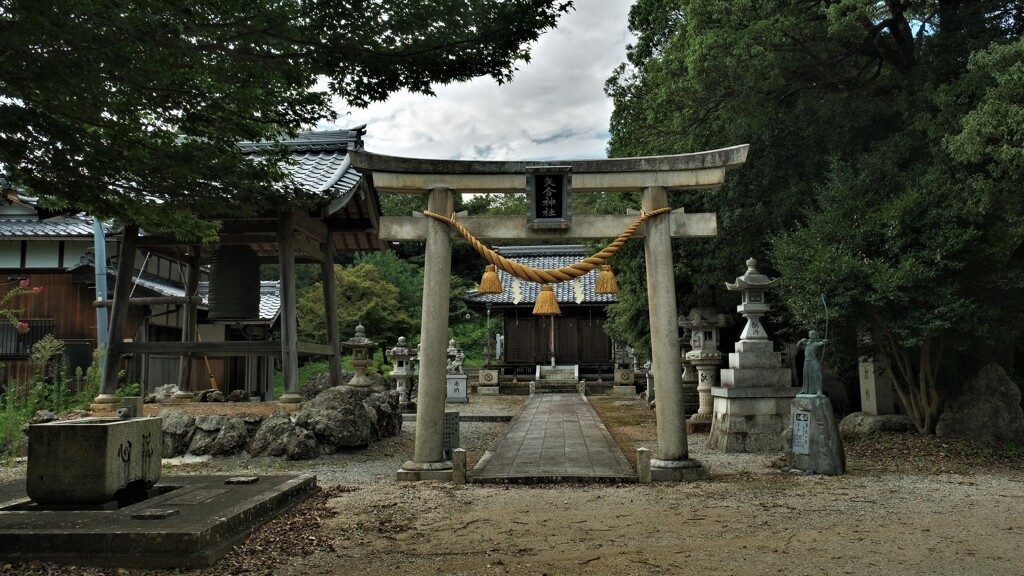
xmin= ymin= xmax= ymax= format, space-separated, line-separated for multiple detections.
xmin=595 ymin=264 xmax=619 ymax=294
xmin=532 ymin=284 xmax=562 ymax=316
xmin=478 ymin=264 xmax=503 ymax=294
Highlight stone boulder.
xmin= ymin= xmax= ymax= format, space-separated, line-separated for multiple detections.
xmin=249 ymin=410 xmax=298 ymax=457
xmin=364 ymin=390 xmax=402 ymax=440
xmin=225 ymin=389 xmax=248 ymax=402
xmin=295 ymin=387 xmax=374 ymax=452
xmin=150 ymin=384 xmax=179 ymax=403
xmin=196 ymin=389 xmax=225 ymax=402
xmin=285 ymin=428 xmax=320 ymax=460
xmin=187 ymin=415 xmax=227 ymax=455
xmin=839 ymin=412 xmax=916 ymax=435
xmin=936 ymin=363 xmax=1024 ymax=446
xmin=209 ymin=416 xmax=251 ymax=456
xmin=160 ymin=409 xmax=196 ymax=457
xmin=783 ymin=395 xmax=845 ymax=475
xmin=21 ymin=410 xmax=57 ymax=434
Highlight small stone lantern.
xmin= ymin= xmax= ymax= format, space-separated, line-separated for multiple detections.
xmin=679 ymin=306 xmax=733 ymax=431
xmin=343 ymin=323 xmax=377 ymax=388
xmin=387 ymin=336 xmax=418 ymax=404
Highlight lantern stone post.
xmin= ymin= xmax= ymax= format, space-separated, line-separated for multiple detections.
xmin=343 ymin=323 xmax=377 ymax=388
xmin=387 ymin=336 xmax=417 ymax=404
xmin=680 ymin=307 xmax=732 ymax=433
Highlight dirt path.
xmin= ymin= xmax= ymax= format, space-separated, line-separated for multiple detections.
xmin=294 ymin=472 xmax=1022 ymax=576
xmin=4 ymin=396 xmax=1023 ymax=575
xmin=266 ymin=398 xmax=1024 ymax=576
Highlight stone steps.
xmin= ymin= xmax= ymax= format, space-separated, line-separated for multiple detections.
xmin=533 ymin=379 xmax=579 ymax=394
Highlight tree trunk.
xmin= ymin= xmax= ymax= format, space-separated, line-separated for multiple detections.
xmin=873 ymin=324 xmax=944 ymax=434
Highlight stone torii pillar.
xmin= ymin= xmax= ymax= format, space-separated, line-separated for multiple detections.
xmin=401 ymin=187 xmax=455 ymax=480
xmin=349 ymin=146 xmax=749 ymax=482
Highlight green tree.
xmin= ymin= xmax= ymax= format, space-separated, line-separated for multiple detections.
xmin=0 ymin=0 xmax=572 ymax=240
xmin=607 ymin=0 xmax=1024 ymax=432
xmin=353 ymin=251 xmax=424 ymax=335
xmin=296 ymin=262 xmax=415 ymax=349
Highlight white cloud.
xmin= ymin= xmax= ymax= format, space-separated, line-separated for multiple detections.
xmin=327 ymin=0 xmax=632 ymax=161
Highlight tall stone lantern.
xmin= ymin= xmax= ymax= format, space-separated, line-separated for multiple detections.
xmin=709 ymin=258 xmax=795 ymax=452
xmin=343 ymin=323 xmax=377 ymax=388
xmin=387 ymin=336 xmax=418 ymax=404
xmin=679 ymin=307 xmax=732 ymax=433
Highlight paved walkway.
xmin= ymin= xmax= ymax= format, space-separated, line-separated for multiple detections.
xmin=470 ymin=393 xmax=637 ymax=483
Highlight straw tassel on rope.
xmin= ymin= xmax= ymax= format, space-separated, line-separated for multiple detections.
xmin=595 ymin=265 xmax=619 ymax=295
xmin=478 ymin=264 xmax=503 ymax=294
xmin=532 ymin=284 xmax=561 ymax=316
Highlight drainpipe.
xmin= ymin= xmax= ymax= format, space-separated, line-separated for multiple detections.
xmin=92 ymin=219 xmax=109 ymax=349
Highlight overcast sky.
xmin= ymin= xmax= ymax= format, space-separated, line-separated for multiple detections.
xmin=325 ymin=0 xmax=633 ymax=162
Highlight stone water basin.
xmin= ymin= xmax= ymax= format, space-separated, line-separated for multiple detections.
xmin=26 ymin=417 xmax=162 ymax=505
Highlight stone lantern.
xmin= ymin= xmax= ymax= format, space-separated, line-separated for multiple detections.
xmin=387 ymin=336 xmax=418 ymax=404
xmin=679 ymin=306 xmax=732 ymax=433
xmin=710 ymin=257 xmax=795 ymax=452
xmin=343 ymin=323 xmax=377 ymax=388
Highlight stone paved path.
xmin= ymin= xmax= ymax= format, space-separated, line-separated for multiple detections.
xmin=470 ymin=393 xmax=637 ymax=483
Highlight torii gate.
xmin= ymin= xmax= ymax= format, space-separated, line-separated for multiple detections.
xmin=349 ymin=145 xmax=749 ymax=482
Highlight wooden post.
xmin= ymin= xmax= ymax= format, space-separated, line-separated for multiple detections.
xmin=174 ymin=247 xmax=200 ymax=399
xmin=322 ymin=237 xmax=343 ymax=387
xmin=278 ymin=212 xmax=302 ymax=405
xmin=94 ymin=224 xmax=140 ymax=404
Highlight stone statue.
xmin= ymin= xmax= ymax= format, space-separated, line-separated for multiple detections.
xmin=797 ymin=330 xmax=828 ymax=395
xmin=495 ymin=333 xmax=504 ymax=361
xmin=446 ymin=339 xmax=465 ymax=374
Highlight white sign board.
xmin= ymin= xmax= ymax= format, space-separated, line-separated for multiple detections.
xmin=792 ymin=410 xmax=811 ymax=455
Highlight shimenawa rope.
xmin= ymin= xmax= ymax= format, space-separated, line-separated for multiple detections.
xmin=421 ymin=207 xmax=672 ymax=284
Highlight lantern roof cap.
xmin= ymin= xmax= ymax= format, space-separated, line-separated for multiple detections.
xmin=725 ymin=257 xmax=780 ymax=291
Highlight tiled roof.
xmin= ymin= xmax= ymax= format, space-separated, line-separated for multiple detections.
xmin=0 ymin=216 xmax=109 ymax=237
xmin=131 ymin=271 xmax=189 ymax=299
xmin=464 ymin=245 xmax=618 ymax=307
xmin=1 ymin=193 xmax=113 ymax=237
xmin=236 ymin=128 xmax=364 ymax=154
xmin=238 ymin=128 xmax=366 ymax=202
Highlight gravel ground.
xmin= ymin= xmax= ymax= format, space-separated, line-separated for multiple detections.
xmin=3 ymin=393 xmax=1023 ymax=576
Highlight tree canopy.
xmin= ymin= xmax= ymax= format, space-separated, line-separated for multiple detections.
xmin=606 ymin=0 xmax=1024 ymax=433
xmin=0 ymin=0 xmax=572 ymax=239
xmin=296 ymin=262 xmax=415 ymax=349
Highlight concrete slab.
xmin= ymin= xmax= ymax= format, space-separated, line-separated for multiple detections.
xmin=0 ymin=474 xmax=316 ymax=569
xmin=471 ymin=393 xmax=637 ymax=484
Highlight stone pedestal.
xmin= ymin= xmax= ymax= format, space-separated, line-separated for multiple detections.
xmin=478 ymin=369 xmax=499 ymax=386
xmin=446 ymin=374 xmax=468 ymax=403
xmin=649 ymin=457 xmax=710 ymax=481
xmin=27 ymin=417 xmax=163 ymax=505
xmin=710 ymin=340 xmax=795 ymax=451
xmin=709 ymin=386 xmax=797 ymax=452
xmin=477 ymin=386 xmax=500 ymax=395
xmin=784 ymin=395 xmax=845 ymax=475
xmin=613 ymin=368 xmax=634 ymax=386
